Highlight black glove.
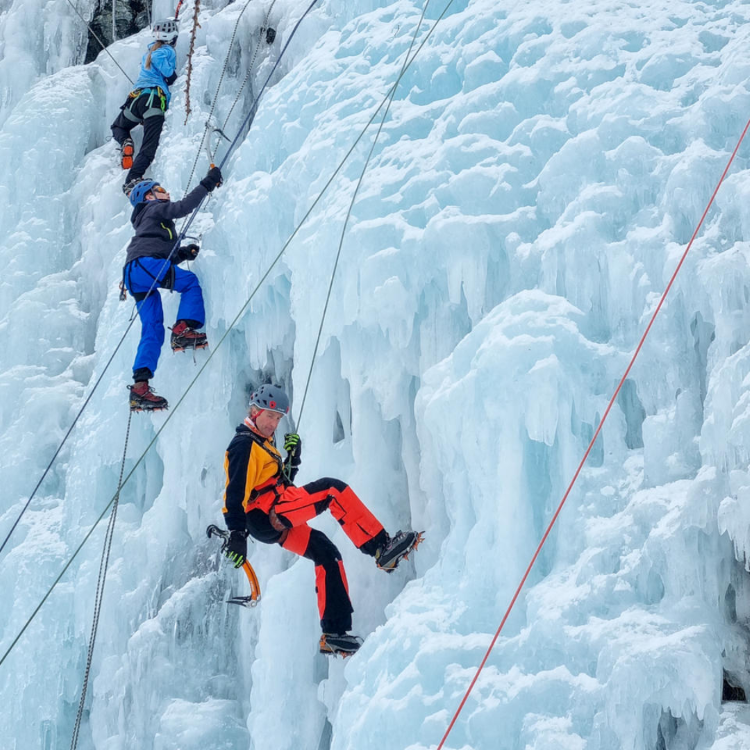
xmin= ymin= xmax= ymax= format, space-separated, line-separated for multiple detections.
xmin=200 ymin=166 xmax=223 ymax=192
xmin=283 ymin=433 xmax=302 ymax=465
xmin=176 ymin=243 xmax=200 ymax=263
xmin=224 ymin=530 xmax=248 ymax=568
xmin=165 ymin=72 xmax=178 ymax=85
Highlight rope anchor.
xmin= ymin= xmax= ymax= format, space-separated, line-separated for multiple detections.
xmin=206 ymin=525 xmax=261 ymax=606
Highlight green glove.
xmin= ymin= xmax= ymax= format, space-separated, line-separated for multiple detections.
xmin=283 ymin=433 xmax=302 ymax=465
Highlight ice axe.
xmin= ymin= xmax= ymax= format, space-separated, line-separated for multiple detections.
xmin=206 ymin=524 xmax=261 ymax=607
xmin=205 ymin=121 xmax=231 ymax=166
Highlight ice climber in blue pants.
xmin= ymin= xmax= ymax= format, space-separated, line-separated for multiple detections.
xmin=123 ymin=167 xmax=222 ymax=412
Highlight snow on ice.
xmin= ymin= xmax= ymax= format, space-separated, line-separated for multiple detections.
xmin=3 ymin=0 xmax=750 ymax=748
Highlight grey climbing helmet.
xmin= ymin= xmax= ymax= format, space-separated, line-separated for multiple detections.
xmin=250 ymin=384 xmax=290 ymax=415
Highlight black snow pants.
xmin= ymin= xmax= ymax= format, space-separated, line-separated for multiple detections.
xmin=111 ymin=89 xmax=166 ymax=183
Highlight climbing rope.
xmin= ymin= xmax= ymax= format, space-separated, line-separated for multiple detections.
xmin=181 ymin=0 xmax=259 ymax=195
xmin=69 ymin=412 xmax=132 ymax=750
xmin=183 ymin=0 xmax=202 ymax=124
xmin=435 ymin=115 xmax=750 ymax=750
xmin=296 ymin=0 xmax=432 ymax=430
xmin=207 ymin=0 xmax=279 ymax=165
xmin=0 ymin=0 xmax=320 ymax=561
xmin=0 ymin=0 xmax=454 ymax=667
xmin=65 ymin=0 xmax=134 ymax=84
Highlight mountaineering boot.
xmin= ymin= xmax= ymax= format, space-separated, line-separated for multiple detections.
xmin=122 ymin=177 xmax=140 ymax=197
xmin=319 ymin=633 xmax=363 ymax=657
xmin=170 ymin=320 xmax=208 ymax=352
xmin=120 ymin=138 xmax=135 ymax=170
xmin=128 ymin=381 xmax=168 ymax=412
xmin=375 ymin=530 xmax=424 ymax=573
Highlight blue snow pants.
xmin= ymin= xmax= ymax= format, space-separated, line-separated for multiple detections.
xmin=124 ymin=257 xmax=205 ymax=379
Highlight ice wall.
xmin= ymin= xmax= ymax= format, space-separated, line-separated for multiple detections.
xmin=4 ymin=0 xmax=750 ymax=749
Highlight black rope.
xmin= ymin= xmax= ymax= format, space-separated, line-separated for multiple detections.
xmin=182 ymin=0 xmax=256 ymax=195
xmin=296 ymin=0 xmax=432 ymax=429
xmin=0 ymin=0 xmax=456 ymax=669
xmin=69 ymin=411 xmax=132 ymax=750
xmin=208 ymin=0 xmax=280 ymax=164
xmin=0 ymin=0 xmax=321 ymax=560
xmin=66 ymin=0 xmax=134 ymax=84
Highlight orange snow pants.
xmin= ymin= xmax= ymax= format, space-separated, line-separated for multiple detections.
xmin=247 ymin=477 xmax=386 ymax=634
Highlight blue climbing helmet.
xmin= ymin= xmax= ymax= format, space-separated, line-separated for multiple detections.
xmin=128 ymin=180 xmax=160 ymax=208
xmin=250 ymin=384 xmax=290 ymax=415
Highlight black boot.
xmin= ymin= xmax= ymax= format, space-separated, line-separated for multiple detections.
xmin=319 ymin=632 xmax=362 ymax=657
xmin=375 ymin=530 xmax=424 ymax=573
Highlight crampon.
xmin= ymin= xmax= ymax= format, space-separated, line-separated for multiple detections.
xmin=319 ymin=632 xmax=362 ymax=657
xmin=376 ymin=530 xmax=425 ymax=573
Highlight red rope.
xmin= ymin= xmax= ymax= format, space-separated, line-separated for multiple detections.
xmin=436 ymin=116 xmax=750 ymax=750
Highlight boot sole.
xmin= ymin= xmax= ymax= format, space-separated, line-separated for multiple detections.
xmin=130 ymin=403 xmax=169 ymax=412
xmin=171 ymin=342 xmax=209 ymax=353
xmin=319 ymin=635 xmax=361 ymax=657
xmin=121 ymin=143 xmax=134 ymax=171
xmin=319 ymin=647 xmax=358 ymax=658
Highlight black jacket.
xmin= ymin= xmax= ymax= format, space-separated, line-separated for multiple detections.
xmin=124 ymin=184 xmax=208 ymax=266
xmin=222 ymin=424 xmax=299 ymax=532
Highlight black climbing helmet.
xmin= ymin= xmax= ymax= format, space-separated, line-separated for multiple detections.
xmin=250 ymin=384 xmax=290 ymax=415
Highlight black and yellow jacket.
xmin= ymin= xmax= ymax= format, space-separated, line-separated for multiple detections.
xmin=222 ymin=421 xmax=285 ymax=531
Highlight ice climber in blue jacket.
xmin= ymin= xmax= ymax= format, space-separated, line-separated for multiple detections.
xmin=123 ymin=167 xmax=223 ymax=412
xmin=111 ymin=18 xmax=180 ymax=196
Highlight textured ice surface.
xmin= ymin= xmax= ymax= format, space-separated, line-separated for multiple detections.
xmin=4 ymin=0 xmax=750 ymax=748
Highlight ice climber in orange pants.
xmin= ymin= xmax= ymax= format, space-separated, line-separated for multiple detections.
xmin=222 ymin=384 xmax=421 ymax=656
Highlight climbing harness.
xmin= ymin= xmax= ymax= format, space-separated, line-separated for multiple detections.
xmin=63 ymin=0 xmax=134 ymax=85
xmin=69 ymin=411 xmax=132 ymax=750
xmin=207 ymin=525 xmax=261 ymax=606
xmin=1 ymin=0 xmax=454 ymax=668
xmin=296 ymin=0 xmax=433 ymax=431
xmin=122 ymin=87 xmax=167 ymax=122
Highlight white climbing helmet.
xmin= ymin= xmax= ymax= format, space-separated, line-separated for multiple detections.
xmin=152 ymin=18 xmax=179 ymax=43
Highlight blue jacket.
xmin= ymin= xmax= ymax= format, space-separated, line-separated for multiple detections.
xmin=133 ymin=43 xmax=176 ymax=104
xmin=124 ymin=184 xmax=209 ymax=265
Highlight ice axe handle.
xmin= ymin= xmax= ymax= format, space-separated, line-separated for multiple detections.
xmin=206 ymin=524 xmax=261 ymax=606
